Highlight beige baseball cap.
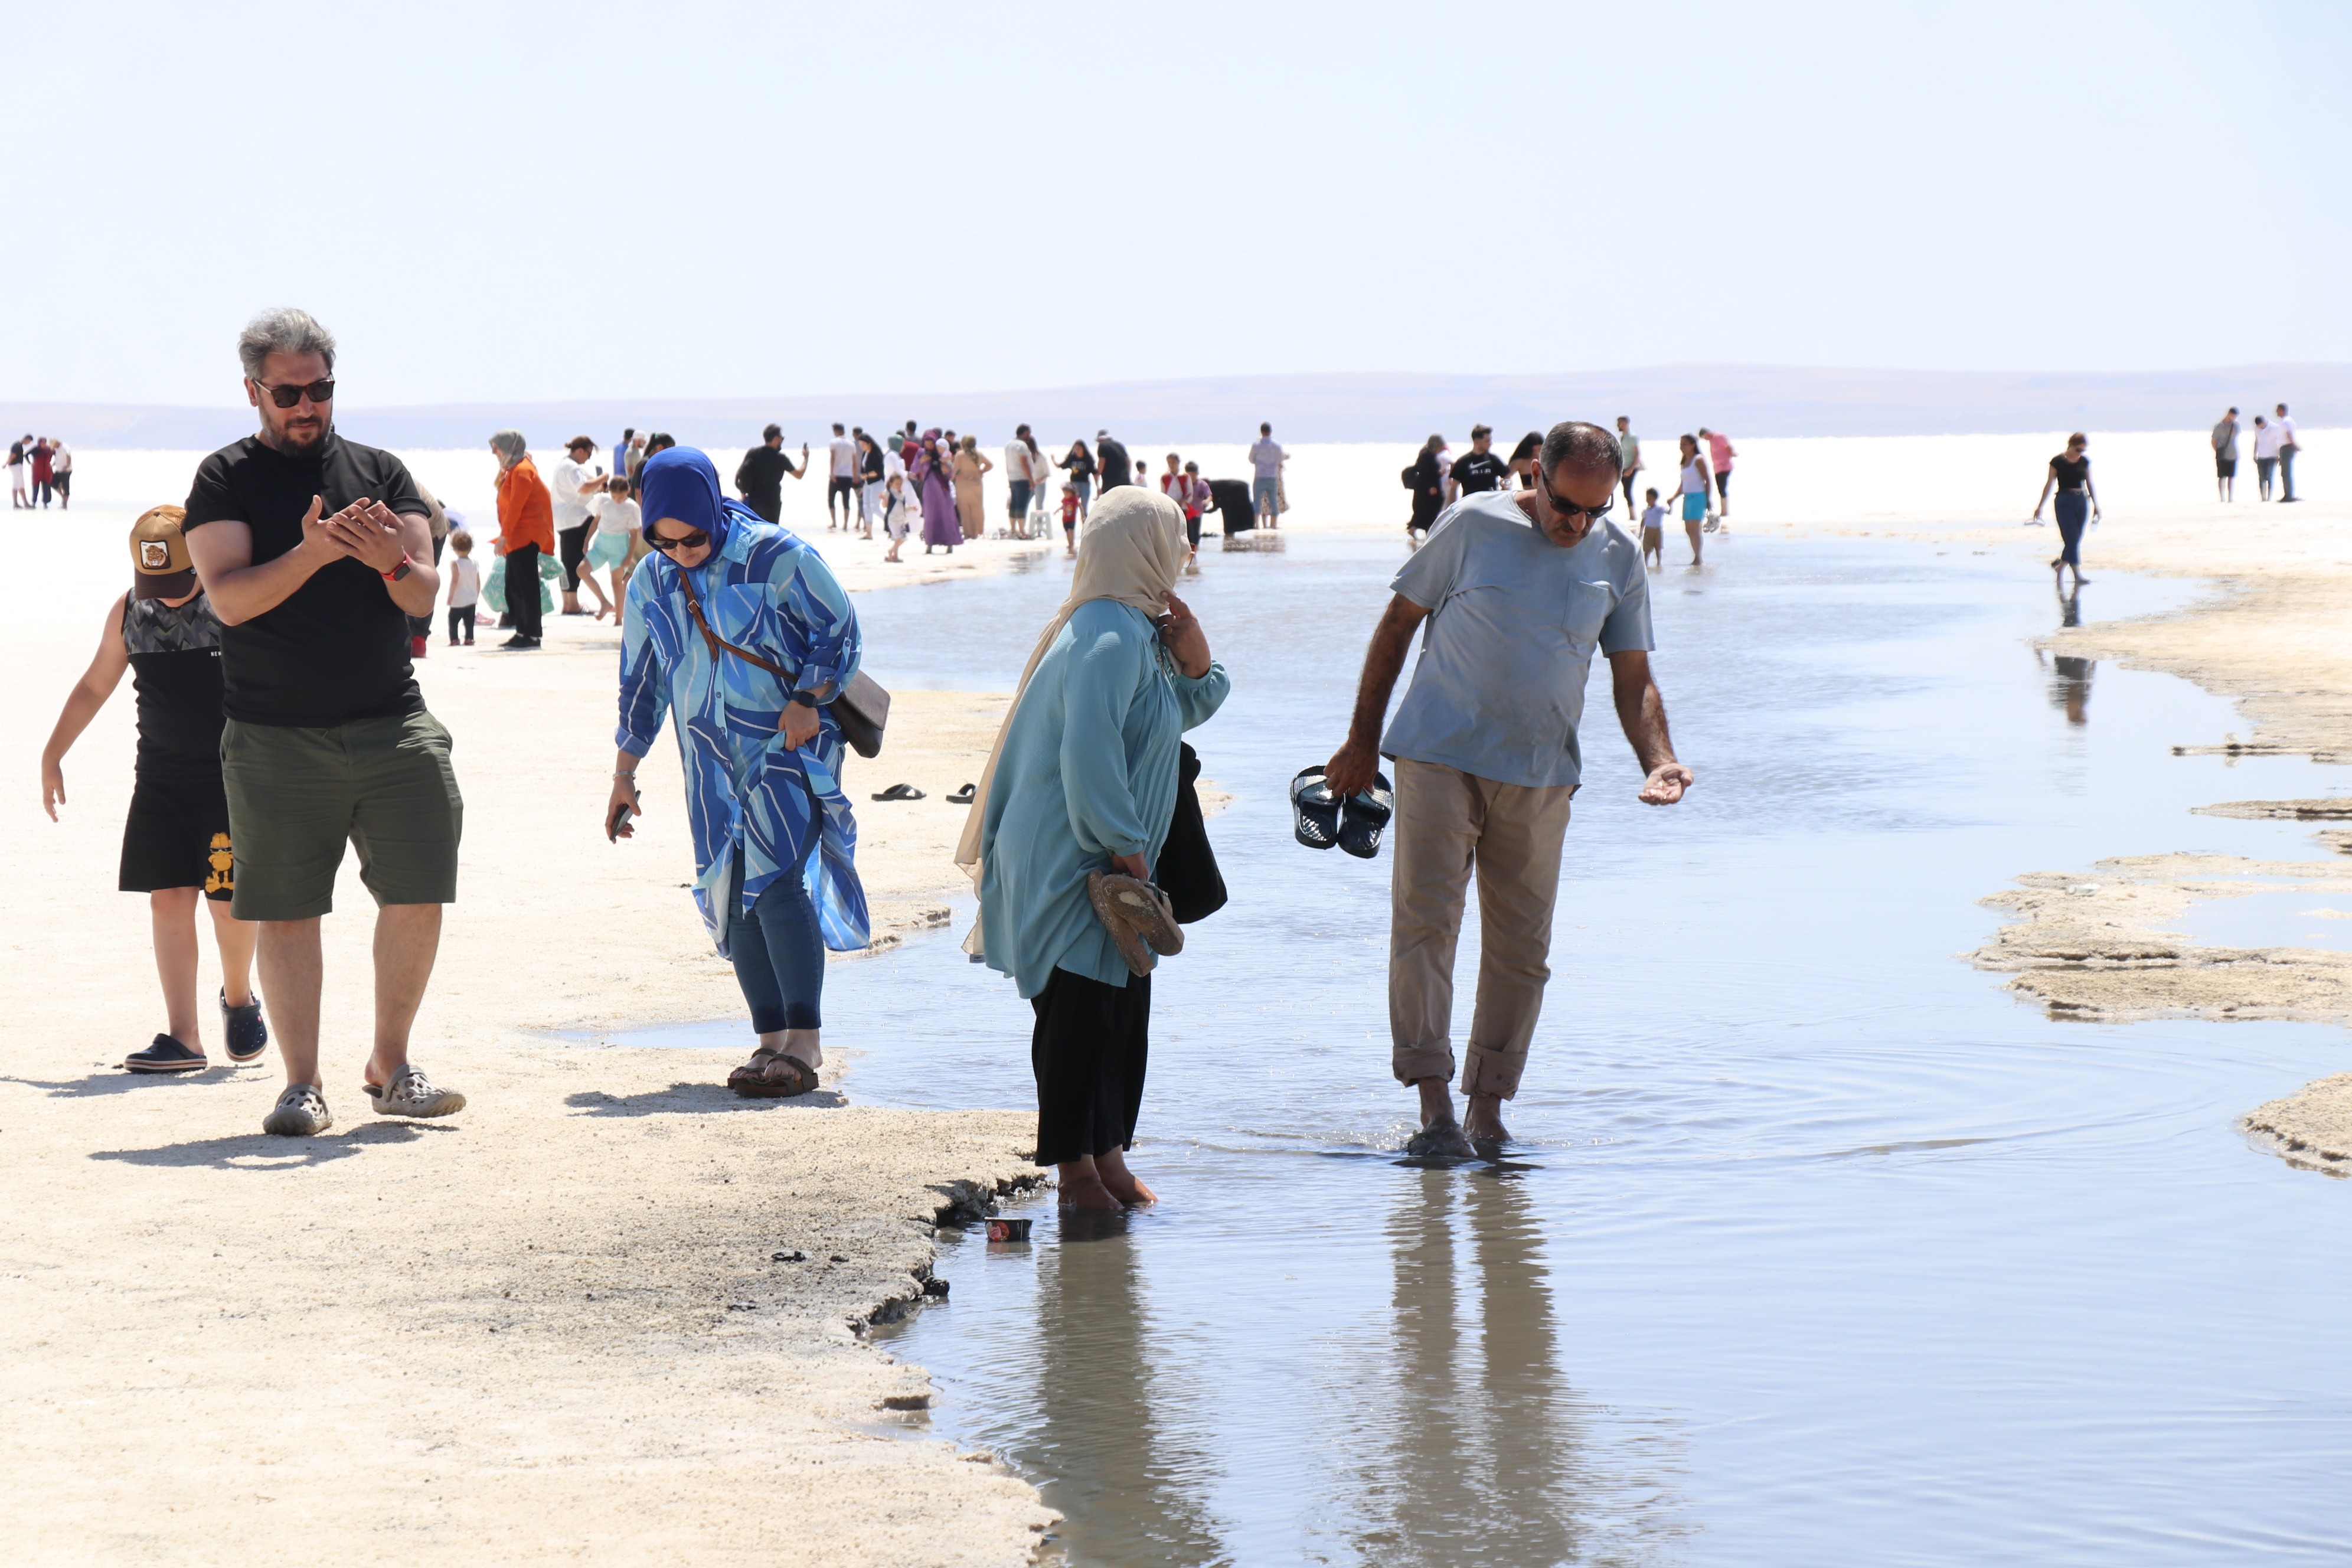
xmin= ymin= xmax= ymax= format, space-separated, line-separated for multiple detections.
xmin=130 ymin=505 xmax=197 ymax=600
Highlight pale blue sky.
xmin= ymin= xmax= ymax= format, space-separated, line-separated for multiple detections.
xmin=6 ymin=0 xmax=2344 ymax=407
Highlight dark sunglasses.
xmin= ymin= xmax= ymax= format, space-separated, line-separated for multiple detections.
xmin=254 ymin=377 xmax=335 ymax=409
xmin=1538 ymin=470 xmax=1614 ymax=527
xmin=646 ymin=528 xmax=710 ymax=554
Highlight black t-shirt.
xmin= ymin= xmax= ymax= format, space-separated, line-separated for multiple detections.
xmin=122 ymin=593 xmax=227 ymax=780
xmin=860 ymin=443 xmax=885 ymax=482
xmin=1452 ymin=450 xmax=1510 ymax=494
xmin=736 ymin=444 xmax=788 ymax=508
xmin=2050 ymin=454 xmax=2090 ymax=491
xmin=1096 ymin=439 xmax=1132 ymax=489
xmin=181 ymin=432 xmax=426 ymax=729
xmin=1060 ymin=447 xmax=1096 ymax=481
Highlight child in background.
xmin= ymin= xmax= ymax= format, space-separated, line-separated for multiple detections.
xmin=880 ymin=472 xmax=912 ymax=563
xmin=446 ymin=530 xmax=481 ymax=645
xmin=42 ymin=507 xmax=267 ymax=1073
xmin=1639 ymin=487 xmax=1666 ymax=570
xmin=1060 ymin=483 xmax=1080 ymax=557
xmin=586 ymin=476 xmax=640 ymax=615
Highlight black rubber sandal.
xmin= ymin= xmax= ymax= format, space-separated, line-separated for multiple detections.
xmin=125 ymin=1035 xmax=207 ymax=1074
xmin=870 ymin=783 xmax=926 ymax=802
xmin=1338 ymin=771 xmax=1394 ymax=860
xmin=945 ymin=783 xmax=976 ymax=805
xmin=1290 ymin=767 xmax=1341 ymax=851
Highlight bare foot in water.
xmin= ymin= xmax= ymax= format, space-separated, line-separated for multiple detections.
xmin=1463 ymin=1093 xmax=1511 ymax=1144
xmin=1056 ymin=1157 xmax=1126 ymax=1210
xmin=1093 ymin=1146 xmax=1158 ymax=1207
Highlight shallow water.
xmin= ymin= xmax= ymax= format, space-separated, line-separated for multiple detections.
xmin=620 ymin=531 xmax=2352 ymax=1563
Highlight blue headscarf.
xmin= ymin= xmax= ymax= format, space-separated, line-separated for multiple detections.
xmin=637 ymin=446 xmax=762 ymax=550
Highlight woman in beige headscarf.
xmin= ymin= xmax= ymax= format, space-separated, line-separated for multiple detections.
xmin=952 ymin=434 xmax=993 ymax=540
xmin=955 ymin=486 xmax=1229 ymax=1210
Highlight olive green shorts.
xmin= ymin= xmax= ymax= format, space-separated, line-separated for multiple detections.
xmin=221 ymin=710 xmax=464 ymax=921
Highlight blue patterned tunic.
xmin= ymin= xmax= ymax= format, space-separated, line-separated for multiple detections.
xmin=616 ymin=518 xmax=868 ymax=955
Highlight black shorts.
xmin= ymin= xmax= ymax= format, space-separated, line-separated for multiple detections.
xmin=828 ymin=476 xmax=857 ymax=502
xmin=120 ymin=773 xmax=236 ymax=900
xmin=2217 ymin=456 xmax=2238 ymax=477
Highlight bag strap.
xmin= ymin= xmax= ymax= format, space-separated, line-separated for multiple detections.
xmin=674 ymin=564 xmax=794 ymax=682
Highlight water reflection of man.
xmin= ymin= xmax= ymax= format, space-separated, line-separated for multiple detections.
xmin=1360 ymin=1170 xmax=1589 ymax=1566
xmin=1324 ymin=421 xmax=1694 ymax=1157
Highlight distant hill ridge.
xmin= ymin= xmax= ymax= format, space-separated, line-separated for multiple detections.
xmin=6 ymin=364 xmax=2343 ymax=450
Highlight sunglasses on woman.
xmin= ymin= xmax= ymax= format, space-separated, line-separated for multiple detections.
xmin=253 ymin=378 xmax=335 ymax=409
xmin=646 ymin=528 xmax=710 ymax=553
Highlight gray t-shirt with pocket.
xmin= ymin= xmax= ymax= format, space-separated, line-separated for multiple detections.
xmin=1380 ymin=490 xmax=1652 ymax=790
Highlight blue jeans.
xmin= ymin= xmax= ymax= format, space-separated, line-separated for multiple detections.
xmin=726 ymin=835 xmax=823 ymax=1033
xmin=2054 ymin=490 xmax=2088 ymax=567
xmin=1253 ymin=475 xmax=1279 ymax=515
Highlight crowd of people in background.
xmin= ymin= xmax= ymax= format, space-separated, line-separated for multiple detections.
xmin=1401 ymin=417 xmax=1734 ymax=570
xmin=9 ymin=433 xmax=71 ymax=508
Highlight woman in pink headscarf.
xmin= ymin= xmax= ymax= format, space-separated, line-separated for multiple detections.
xmin=912 ymin=430 xmax=959 ymax=554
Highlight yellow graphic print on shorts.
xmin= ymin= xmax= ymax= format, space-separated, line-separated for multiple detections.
xmin=204 ymin=832 xmax=234 ymax=896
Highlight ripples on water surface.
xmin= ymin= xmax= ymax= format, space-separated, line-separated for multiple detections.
xmin=654 ymin=531 xmax=2352 ymax=1563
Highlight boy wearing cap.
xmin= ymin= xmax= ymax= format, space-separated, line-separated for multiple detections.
xmin=42 ymin=508 xmax=267 ymax=1073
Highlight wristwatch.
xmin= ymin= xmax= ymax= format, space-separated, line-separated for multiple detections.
xmin=381 ymin=556 xmax=413 ymax=583
xmin=789 ymin=690 xmax=820 ymax=708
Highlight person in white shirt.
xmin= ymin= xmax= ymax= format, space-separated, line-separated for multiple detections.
xmin=827 ymin=423 xmax=859 ymax=530
xmin=586 ymin=476 xmax=642 ymax=616
xmin=444 ymin=529 xmax=483 ymax=646
xmin=1247 ymin=422 xmax=1285 ymax=529
xmin=549 ymin=436 xmax=609 ymax=616
xmin=2251 ymin=414 xmax=2283 ymax=501
xmin=1004 ymin=423 xmax=1046 ymax=540
xmin=879 ymin=472 xmax=912 ymax=563
xmin=2275 ymin=403 xmax=2301 ymax=503
xmin=50 ymin=440 xmax=73 ymax=509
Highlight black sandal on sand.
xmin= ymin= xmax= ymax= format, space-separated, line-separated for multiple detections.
xmin=1338 ymin=771 xmax=1394 ymax=860
xmin=1290 ymin=767 xmax=1341 ymax=851
xmin=871 ymin=783 xmax=926 ymax=802
xmin=124 ymin=1034 xmax=207 ymax=1074
xmin=945 ymin=783 xmax=976 ymax=805
xmin=729 ymin=1048 xmax=819 ymax=1099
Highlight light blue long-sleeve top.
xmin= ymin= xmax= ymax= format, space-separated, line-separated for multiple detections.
xmin=615 ymin=516 xmax=870 ymax=956
xmin=978 ymin=599 xmax=1229 ymax=997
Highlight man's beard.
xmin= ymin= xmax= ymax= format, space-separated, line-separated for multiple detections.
xmin=266 ymin=416 xmax=332 ymax=454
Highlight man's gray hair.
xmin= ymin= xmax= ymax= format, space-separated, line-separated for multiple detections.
xmin=237 ymin=308 xmax=337 ymax=381
xmin=1538 ymin=420 xmax=1623 ymax=480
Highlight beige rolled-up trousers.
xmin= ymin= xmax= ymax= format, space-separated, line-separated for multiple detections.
xmin=1389 ymin=757 xmax=1575 ymax=1099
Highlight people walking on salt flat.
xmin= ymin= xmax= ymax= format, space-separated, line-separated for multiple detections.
xmin=2031 ymin=432 xmax=2100 ymax=590
xmin=1057 ymin=437 xmax=1096 ymax=522
xmin=827 ymin=423 xmax=859 ymax=531
xmin=1674 ymin=433 xmax=1714 ymax=560
xmin=1322 ymin=421 xmax=1689 ymax=1158
xmin=1615 ymin=416 xmax=1642 ymax=516
xmin=179 ymin=307 xmax=465 ymax=1137
xmin=1249 ymin=422 xmax=1285 ymax=528
xmin=1700 ymin=426 xmax=1736 ymax=521
xmin=608 ymin=446 xmax=867 ymax=1101
xmin=2252 ymin=414 xmax=2281 ymax=500
xmin=43 ymin=507 xmax=266 ymax=1077
xmin=957 ymin=487 xmax=1228 ymax=1209
xmin=2275 ymin=403 xmax=2300 ymax=502
xmin=2211 ymin=407 xmax=2240 ymax=502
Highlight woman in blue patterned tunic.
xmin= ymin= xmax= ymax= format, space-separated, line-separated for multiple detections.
xmin=606 ymin=447 xmax=867 ymax=1098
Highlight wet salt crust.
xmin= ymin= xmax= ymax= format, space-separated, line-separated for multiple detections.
xmin=796 ymin=533 xmax=2351 ymax=1564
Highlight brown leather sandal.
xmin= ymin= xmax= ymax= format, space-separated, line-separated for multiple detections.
xmin=728 ymin=1048 xmax=819 ymax=1099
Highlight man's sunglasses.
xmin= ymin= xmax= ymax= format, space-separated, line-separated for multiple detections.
xmin=1538 ymin=471 xmax=1615 ymax=526
xmin=646 ymin=528 xmax=710 ymax=554
xmin=254 ymin=378 xmax=335 ymax=409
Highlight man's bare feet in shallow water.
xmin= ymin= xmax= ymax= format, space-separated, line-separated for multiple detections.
xmin=1094 ymin=1146 xmax=1157 ymax=1206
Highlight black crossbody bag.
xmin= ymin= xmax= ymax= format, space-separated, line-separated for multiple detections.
xmin=674 ymin=567 xmax=891 ymax=758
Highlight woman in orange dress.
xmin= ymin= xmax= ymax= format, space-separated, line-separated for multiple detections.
xmin=952 ymin=435 xmax=994 ymax=540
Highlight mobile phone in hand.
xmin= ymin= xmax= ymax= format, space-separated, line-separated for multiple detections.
xmin=608 ymin=802 xmax=635 ymax=841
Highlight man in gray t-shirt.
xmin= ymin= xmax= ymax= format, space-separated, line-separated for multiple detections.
xmin=2211 ymin=407 xmax=2240 ymax=504
xmin=1325 ymin=420 xmax=1694 ymax=1157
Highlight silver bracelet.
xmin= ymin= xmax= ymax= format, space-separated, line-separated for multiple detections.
xmin=613 ymin=770 xmax=638 ymax=779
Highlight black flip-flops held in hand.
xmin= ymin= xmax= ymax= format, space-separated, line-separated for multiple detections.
xmin=1291 ymin=766 xmax=1393 ymax=860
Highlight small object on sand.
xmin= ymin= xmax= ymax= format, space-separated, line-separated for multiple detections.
xmin=871 ymin=782 xmax=925 ymax=802
xmin=772 ymin=1250 xmax=804 ymax=1263
xmin=945 ymin=782 xmax=976 ymax=805
xmin=985 ymin=1217 xmax=1032 ymax=1243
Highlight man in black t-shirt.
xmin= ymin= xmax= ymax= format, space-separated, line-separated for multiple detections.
xmin=181 ymin=307 xmax=468 ymax=1139
xmin=1450 ymin=424 xmax=1511 ymax=498
xmin=1095 ymin=429 xmax=1132 ymax=490
xmin=733 ymin=423 xmax=809 ymax=524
